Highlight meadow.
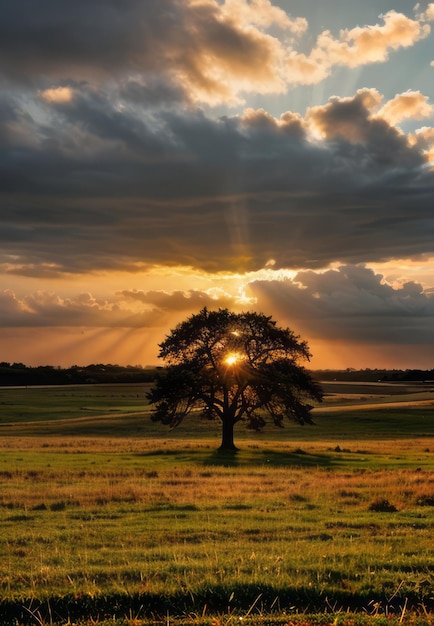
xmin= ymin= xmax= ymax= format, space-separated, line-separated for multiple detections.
xmin=0 ymin=381 xmax=433 ymax=626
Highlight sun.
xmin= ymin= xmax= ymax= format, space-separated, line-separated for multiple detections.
xmin=224 ymin=352 xmax=244 ymax=366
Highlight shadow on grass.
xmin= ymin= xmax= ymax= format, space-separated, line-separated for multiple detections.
xmin=203 ymin=447 xmax=332 ymax=468
xmin=134 ymin=445 xmax=333 ymax=468
xmin=3 ymin=582 xmax=432 ymax=625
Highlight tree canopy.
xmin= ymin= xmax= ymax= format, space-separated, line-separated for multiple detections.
xmin=147 ymin=308 xmax=323 ymax=451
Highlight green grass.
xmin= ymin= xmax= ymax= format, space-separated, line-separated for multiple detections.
xmin=1 ymin=381 xmax=434 ymax=443
xmin=0 ymin=383 xmax=433 ymax=625
xmin=0 ymin=383 xmax=149 ymax=422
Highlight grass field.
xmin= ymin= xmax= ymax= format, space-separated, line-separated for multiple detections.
xmin=0 ymin=381 xmax=433 ymax=626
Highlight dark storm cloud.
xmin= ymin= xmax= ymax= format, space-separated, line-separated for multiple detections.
xmin=1 ymin=1 xmax=430 ymax=96
xmin=0 ymin=0 xmax=180 ymax=85
xmin=1 ymin=84 xmax=433 ymax=275
xmin=0 ymin=0 xmax=293 ymax=101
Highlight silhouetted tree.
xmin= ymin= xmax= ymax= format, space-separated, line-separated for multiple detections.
xmin=147 ymin=308 xmax=323 ymax=451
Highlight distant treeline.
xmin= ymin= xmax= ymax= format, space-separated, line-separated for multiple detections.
xmin=0 ymin=362 xmax=160 ymax=386
xmin=1 ymin=362 xmax=434 ymax=386
xmin=315 ymin=368 xmax=434 ymax=382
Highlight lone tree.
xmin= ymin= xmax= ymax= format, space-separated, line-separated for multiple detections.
xmin=147 ymin=308 xmax=323 ymax=451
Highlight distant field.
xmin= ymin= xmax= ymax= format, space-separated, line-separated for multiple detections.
xmin=1 ymin=380 xmax=434 ymax=440
xmin=0 ymin=381 xmax=433 ymax=626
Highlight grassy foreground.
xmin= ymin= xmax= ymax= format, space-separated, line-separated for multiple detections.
xmin=0 ymin=382 xmax=433 ymax=625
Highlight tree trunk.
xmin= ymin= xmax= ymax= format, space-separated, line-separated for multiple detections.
xmin=219 ymin=415 xmax=239 ymax=452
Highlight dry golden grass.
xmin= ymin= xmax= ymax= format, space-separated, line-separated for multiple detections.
xmin=0 ymin=383 xmax=433 ymax=625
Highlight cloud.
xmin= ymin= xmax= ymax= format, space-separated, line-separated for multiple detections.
xmin=40 ymin=86 xmax=74 ymax=103
xmin=0 ymin=0 xmax=300 ymax=105
xmin=2 ymin=2 xmax=434 ymax=368
xmin=285 ymin=10 xmax=430 ymax=86
xmin=117 ymin=288 xmax=239 ymax=311
xmin=0 ymin=289 xmax=167 ymax=328
xmin=0 ymin=286 xmax=243 ymax=328
xmin=217 ymin=0 xmax=307 ymax=33
xmin=410 ymin=126 xmax=434 ymax=161
xmin=315 ymin=10 xmax=430 ymax=67
xmin=0 ymin=0 xmax=178 ymax=85
xmin=0 ymin=2 xmax=431 ymax=104
xmin=6 ymin=263 xmax=432 ymax=348
xmin=378 ymin=91 xmax=434 ymax=126
xmin=425 ymin=4 xmax=434 ymax=20
xmin=247 ymin=265 xmax=434 ymax=345
xmin=307 ymin=88 xmax=434 ymax=139
xmin=1 ymin=87 xmax=433 ymax=275
xmin=306 ymin=88 xmax=383 ymax=141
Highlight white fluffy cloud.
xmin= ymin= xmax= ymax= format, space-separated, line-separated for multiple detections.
xmin=378 ymin=90 xmax=434 ymax=126
xmin=424 ymin=3 xmax=434 ymax=20
xmin=314 ymin=10 xmax=430 ymax=67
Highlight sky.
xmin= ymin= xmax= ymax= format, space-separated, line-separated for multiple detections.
xmin=1 ymin=0 xmax=434 ymax=370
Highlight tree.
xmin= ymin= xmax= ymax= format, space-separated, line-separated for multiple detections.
xmin=147 ymin=308 xmax=323 ymax=451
